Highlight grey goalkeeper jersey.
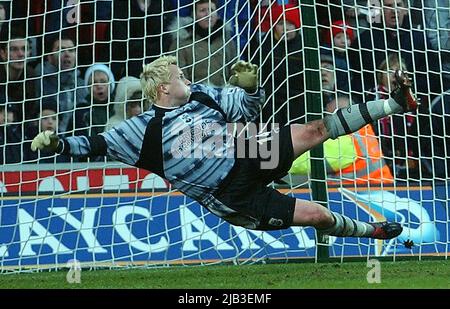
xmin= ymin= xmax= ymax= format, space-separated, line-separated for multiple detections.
xmin=62 ymin=84 xmax=263 ymax=202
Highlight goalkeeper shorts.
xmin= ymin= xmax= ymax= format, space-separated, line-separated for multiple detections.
xmin=211 ymin=125 xmax=296 ymax=231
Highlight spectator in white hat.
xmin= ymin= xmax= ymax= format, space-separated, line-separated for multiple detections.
xmin=104 ymin=76 xmax=143 ymax=131
xmin=75 ymin=64 xmax=116 ymax=137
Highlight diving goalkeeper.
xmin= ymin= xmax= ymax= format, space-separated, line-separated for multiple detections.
xmin=31 ymin=55 xmax=417 ymax=239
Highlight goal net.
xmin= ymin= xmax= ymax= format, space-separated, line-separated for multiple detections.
xmin=0 ymin=0 xmax=448 ymax=273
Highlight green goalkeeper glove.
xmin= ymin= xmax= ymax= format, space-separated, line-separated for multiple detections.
xmin=31 ymin=130 xmax=60 ymax=153
xmin=229 ymin=60 xmax=258 ymax=93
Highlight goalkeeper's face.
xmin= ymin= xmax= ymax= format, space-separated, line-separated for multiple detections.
xmin=167 ymin=64 xmax=191 ymax=106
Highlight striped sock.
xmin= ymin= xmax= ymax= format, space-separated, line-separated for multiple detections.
xmin=319 ymin=212 xmax=375 ymax=237
xmin=324 ymin=98 xmax=401 ymax=139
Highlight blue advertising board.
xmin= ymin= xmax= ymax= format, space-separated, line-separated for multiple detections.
xmin=0 ymin=186 xmax=448 ymax=267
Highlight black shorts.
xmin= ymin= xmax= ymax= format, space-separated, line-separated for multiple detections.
xmin=212 ymin=125 xmax=296 ymax=231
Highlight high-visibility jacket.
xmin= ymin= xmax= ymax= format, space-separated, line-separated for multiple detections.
xmin=289 ymin=124 xmax=394 ymax=185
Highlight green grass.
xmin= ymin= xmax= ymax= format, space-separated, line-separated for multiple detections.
xmin=1 ymin=260 xmax=449 ymax=289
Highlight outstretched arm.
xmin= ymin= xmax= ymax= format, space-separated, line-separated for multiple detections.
xmin=225 ymin=60 xmax=263 ymax=121
xmin=31 ymin=114 xmax=149 ymax=165
xmin=31 ymin=131 xmax=108 ymax=157
xmin=191 ymin=60 xmax=263 ymax=122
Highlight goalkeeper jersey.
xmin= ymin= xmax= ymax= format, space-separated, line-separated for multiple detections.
xmin=62 ymin=83 xmax=263 ymax=203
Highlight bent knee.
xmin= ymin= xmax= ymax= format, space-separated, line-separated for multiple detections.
xmin=308 ymin=209 xmax=334 ymax=228
xmin=290 ymin=123 xmax=329 ymax=156
xmin=291 ymin=123 xmax=328 ymax=142
xmin=292 ymin=201 xmax=334 ymax=228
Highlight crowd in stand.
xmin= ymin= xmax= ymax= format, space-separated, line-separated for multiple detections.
xmin=0 ymin=0 xmax=449 ymax=183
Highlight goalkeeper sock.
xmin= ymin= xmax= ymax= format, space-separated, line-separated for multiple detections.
xmin=324 ymin=98 xmax=402 ymax=139
xmin=318 ymin=212 xmax=375 ymax=237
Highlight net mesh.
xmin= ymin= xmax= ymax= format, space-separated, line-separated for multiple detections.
xmin=0 ymin=0 xmax=448 ymax=273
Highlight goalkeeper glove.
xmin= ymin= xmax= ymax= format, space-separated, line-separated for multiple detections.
xmin=31 ymin=130 xmax=60 ymax=153
xmin=390 ymin=70 xmax=418 ymax=112
xmin=229 ymin=60 xmax=258 ymax=93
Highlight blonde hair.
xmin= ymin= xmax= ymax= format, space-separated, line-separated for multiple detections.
xmin=140 ymin=55 xmax=178 ymax=103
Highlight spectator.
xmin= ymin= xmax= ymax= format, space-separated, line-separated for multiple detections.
xmin=170 ymin=0 xmax=192 ymax=17
xmin=341 ymin=0 xmax=379 ymax=34
xmin=126 ymin=94 xmax=143 ymax=118
xmin=367 ymin=53 xmax=421 ymax=179
xmin=41 ymin=1 xmax=112 ymax=66
xmin=111 ymin=0 xmax=174 ymax=79
xmin=253 ymin=0 xmax=299 ymax=35
xmin=257 ymin=3 xmax=305 ymax=126
xmin=320 ymin=54 xmax=337 ymax=102
xmin=0 ymin=1 xmax=10 ymax=34
xmin=348 ymin=0 xmax=440 ymax=102
xmin=75 ymin=64 xmax=115 ymax=137
xmin=430 ymin=90 xmax=450 ymax=179
xmin=84 ymin=0 xmax=113 ymax=64
xmin=218 ymin=0 xmax=252 ymax=54
xmin=321 ymin=20 xmax=355 ymax=93
xmin=0 ymin=103 xmax=21 ymax=164
xmin=23 ymin=101 xmax=70 ymax=163
xmin=424 ymin=0 xmax=450 ymax=90
xmin=409 ymin=0 xmax=426 ymax=29
xmin=34 ymin=33 xmax=87 ymax=136
xmin=39 ymin=102 xmax=58 ymax=132
xmin=169 ymin=0 xmax=238 ymax=87
xmin=0 ymin=24 xmax=37 ymax=123
xmin=289 ymin=95 xmax=393 ymax=185
xmin=0 ymin=103 xmax=12 ymax=123
xmin=42 ymin=0 xmax=79 ymax=33
xmin=320 ymin=53 xmax=349 ymax=105
xmin=105 ymin=76 xmax=142 ymax=131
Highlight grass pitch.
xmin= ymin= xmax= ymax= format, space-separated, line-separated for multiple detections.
xmin=1 ymin=260 xmax=449 ymax=289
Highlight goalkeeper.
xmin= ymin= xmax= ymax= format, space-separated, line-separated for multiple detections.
xmin=31 ymin=55 xmax=417 ymax=239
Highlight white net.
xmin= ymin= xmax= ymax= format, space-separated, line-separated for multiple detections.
xmin=0 ymin=0 xmax=448 ymax=273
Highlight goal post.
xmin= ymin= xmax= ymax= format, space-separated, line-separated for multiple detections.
xmin=300 ymin=0 xmax=329 ymax=260
xmin=0 ymin=0 xmax=449 ymax=273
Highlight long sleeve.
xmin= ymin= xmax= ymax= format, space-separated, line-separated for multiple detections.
xmin=62 ymin=112 xmax=146 ymax=163
xmin=61 ymin=114 xmax=146 ymax=167
xmin=58 ymin=91 xmax=258 ymax=202
xmin=190 ymin=83 xmax=264 ymax=122
xmin=60 ymin=135 xmax=107 ymax=158
xmin=60 ymin=135 xmax=99 ymax=157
